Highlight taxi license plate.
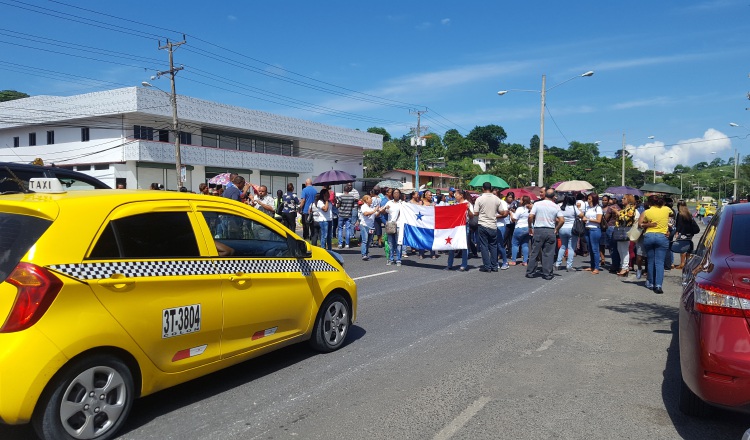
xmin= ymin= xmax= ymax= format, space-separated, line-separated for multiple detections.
xmin=163 ymin=304 xmax=201 ymax=338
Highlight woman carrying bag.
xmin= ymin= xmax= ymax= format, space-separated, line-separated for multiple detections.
xmin=673 ymin=200 xmax=700 ymax=269
xmin=381 ymin=188 xmax=404 ymax=266
xmin=615 ymin=194 xmax=640 ymax=277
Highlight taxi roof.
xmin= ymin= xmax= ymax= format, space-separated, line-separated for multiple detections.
xmin=0 ymin=190 xmax=241 ymax=220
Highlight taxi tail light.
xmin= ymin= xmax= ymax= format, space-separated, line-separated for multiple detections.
xmin=0 ymin=263 xmax=63 ymax=333
xmin=694 ymin=282 xmax=750 ymax=318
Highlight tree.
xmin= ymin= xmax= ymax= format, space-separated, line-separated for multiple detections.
xmin=709 ymin=157 xmax=724 ymax=168
xmin=367 ymin=127 xmax=391 ymax=143
xmin=0 ymin=90 xmax=29 ymax=102
xmin=695 ymin=161 xmax=709 ymax=171
xmin=467 ymin=124 xmax=507 ymax=154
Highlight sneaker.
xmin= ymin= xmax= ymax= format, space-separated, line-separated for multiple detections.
xmin=654 ymin=286 xmax=664 ymax=294
xmin=459 ymin=267 xmax=467 ymax=272
xmin=396 ymin=261 xmax=401 ymax=267
xmin=386 ymin=260 xmax=392 ymax=266
xmin=345 ymin=245 xmax=350 ymax=249
xmin=566 ymin=266 xmax=573 ymax=272
xmin=338 ymin=245 xmax=343 ymax=249
xmin=362 ymin=255 xmax=370 ymax=261
xmin=636 ymin=269 xmax=642 ymax=279
xmin=645 ymin=282 xmax=654 ymax=289
xmin=500 ymin=264 xmax=509 ymax=270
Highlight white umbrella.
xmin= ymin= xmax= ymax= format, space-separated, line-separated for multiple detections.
xmin=556 ymin=180 xmax=594 ymax=192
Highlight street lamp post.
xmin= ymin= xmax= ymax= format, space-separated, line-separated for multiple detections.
xmin=498 ymin=70 xmax=594 ymax=186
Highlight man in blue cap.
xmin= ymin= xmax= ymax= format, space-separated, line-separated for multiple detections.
xmin=444 ymin=187 xmax=456 ymax=205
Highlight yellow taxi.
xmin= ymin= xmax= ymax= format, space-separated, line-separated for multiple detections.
xmin=696 ymin=202 xmax=716 ymax=217
xmin=0 ymin=179 xmax=357 ymax=440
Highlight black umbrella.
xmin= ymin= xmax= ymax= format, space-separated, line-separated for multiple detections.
xmin=639 ymin=182 xmax=681 ymax=195
xmin=312 ymin=170 xmax=356 ymax=186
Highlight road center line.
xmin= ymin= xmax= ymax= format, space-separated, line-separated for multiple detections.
xmin=352 ymin=270 xmax=398 ymax=280
xmin=432 ymin=396 xmax=492 ymax=440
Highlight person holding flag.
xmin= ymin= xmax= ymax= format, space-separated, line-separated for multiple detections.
xmin=446 ymin=189 xmax=474 ymax=271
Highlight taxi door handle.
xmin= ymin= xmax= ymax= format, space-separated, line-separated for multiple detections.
xmin=98 ymin=277 xmax=135 ymax=287
xmin=229 ymin=273 xmax=253 ymax=282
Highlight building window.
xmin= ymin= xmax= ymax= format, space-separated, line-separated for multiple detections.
xmin=219 ymin=135 xmax=237 ymax=150
xmin=133 ymin=125 xmax=154 ymax=140
xmin=201 ymin=132 xmax=218 ymax=148
xmin=94 ymin=164 xmax=109 ymax=171
xmin=47 ymin=131 xmax=55 ymax=145
xmin=158 ymin=129 xmax=169 ymax=142
xmin=29 ymin=133 xmax=36 ymax=146
xmin=13 ymin=137 xmax=19 ymax=148
xmin=179 ymin=131 xmax=191 ymax=145
xmin=81 ymin=127 xmax=90 ymax=142
xmin=239 ymin=138 xmax=254 ymax=152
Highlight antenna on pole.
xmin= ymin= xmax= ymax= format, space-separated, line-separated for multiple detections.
xmin=410 ymin=109 xmax=428 ymax=190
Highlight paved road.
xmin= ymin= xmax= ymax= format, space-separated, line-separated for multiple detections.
xmin=4 ymin=239 xmax=748 ymax=439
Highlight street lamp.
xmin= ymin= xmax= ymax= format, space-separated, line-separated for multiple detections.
xmin=497 ymin=70 xmax=594 ymax=186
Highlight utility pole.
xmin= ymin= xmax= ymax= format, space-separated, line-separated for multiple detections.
xmin=410 ymin=109 xmax=427 ymax=189
xmin=621 ymin=132 xmax=626 ymax=186
xmin=734 ymin=149 xmax=739 ymax=201
xmin=155 ymin=36 xmax=186 ymax=190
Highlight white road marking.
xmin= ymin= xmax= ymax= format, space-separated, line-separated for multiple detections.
xmin=352 ymin=270 xmax=398 ymax=280
xmin=536 ymin=338 xmax=555 ymax=352
xmin=432 ymin=396 xmax=492 ymax=440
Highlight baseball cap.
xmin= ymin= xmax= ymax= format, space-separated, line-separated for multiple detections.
xmin=449 ymin=187 xmax=455 ymax=192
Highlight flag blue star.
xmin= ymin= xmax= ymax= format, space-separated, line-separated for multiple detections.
xmin=416 ymin=212 xmax=424 ymax=221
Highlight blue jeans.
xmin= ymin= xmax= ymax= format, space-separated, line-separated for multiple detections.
xmin=496 ymin=225 xmax=508 ymax=265
xmin=327 ymin=221 xmax=333 ymax=249
xmin=360 ymin=226 xmax=372 ymax=257
xmin=644 ymin=233 xmax=669 ymax=288
xmin=448 ymin=228 xmax=470 ymax=269
xmin=387 ymin=230 xmax=401 ymax=262
xmin=556 ymin=227 xmax=578 ymax=268
xmin=511 ymin=227 xmax=529 ymax=263
xmin=337 ymin=217 xmax=352 ymax=247
xmin=318 ymin=220 xmax=330 ymax=249
xmin=478 ymin=225 xmax=498 ymax=270
xmin=586 ymin=227 xmax=602 ymax=270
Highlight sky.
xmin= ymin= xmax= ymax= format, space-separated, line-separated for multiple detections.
xmin=1 ymin=0 xmax=749 ymax=173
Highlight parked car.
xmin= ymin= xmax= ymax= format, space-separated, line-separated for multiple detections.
xmin=678 ymin=202 xmax=750 ymax=416
xmin=0 ymin=162 xmax=109 ymax=193
xmin=0 ymin=179 xmax=356 ymax=440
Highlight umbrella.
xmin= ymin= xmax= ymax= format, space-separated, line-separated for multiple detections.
xmin=468 ymin=174 xmax=510 ymax=189
xmin=604 ymin=185 xmax=643 ymax=196
xmin=550 ymin=181 xmax=564 ymax=189
xmin=640 ymin=182 xmax=681 ymax=194
xmin=208 ymin=172 xmax=232 ymax=186
xmin=502 ymin=188 xmax=539 ymax=200
xmin=555 ymin=180 xmax=594 ymax=192
xmin=312 ymin=169 xmax=355 ymax=186
xmin=375 ymin=179 xmax=404 ymax=189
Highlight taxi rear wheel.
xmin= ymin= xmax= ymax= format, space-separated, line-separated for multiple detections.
xmin=33 ymin=355 xmax=134 ymax=440
xmin=310 ymin=293 xmax=350 ymax=352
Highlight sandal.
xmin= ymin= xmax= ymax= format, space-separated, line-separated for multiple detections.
xmin=508 ymin=262 xmax=516 ymax=266
xmin=592 ymin=269 xmax=600 ymax=274
xmin=617 ymin=270 xmax=629 ymax=277
xmin=583 ymin=268 xmax=593 ymax=272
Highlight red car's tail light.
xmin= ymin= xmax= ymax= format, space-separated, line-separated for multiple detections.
xmin=694 ymin=282 xmax=750 ymax=318
xmin=0 ymin=263 xmax=63 ymax=333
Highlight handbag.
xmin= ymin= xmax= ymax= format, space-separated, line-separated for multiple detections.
xmin=612 ymin=226 xmax=629 ymax=241
xmin=572 ymin=216 xmax=586 ymax=236
xmin=627 ymin=223 xmax=642 ymax=241
xmin=468 ymin=215 xmax=479 ymax=230
xmin=385 ymin=221 xmax=397 ymax=235
xmin=690 ymin=218 xmax=700 ymax=235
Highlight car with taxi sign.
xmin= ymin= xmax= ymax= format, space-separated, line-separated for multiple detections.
xmin=0 ymin=178 xmax=357 ymax=440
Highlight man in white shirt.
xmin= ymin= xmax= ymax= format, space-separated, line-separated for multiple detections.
xmin=527 ymin=188 xmax=563 ymax=280
xmin=251 ymin=185 xmax=276 ymax=217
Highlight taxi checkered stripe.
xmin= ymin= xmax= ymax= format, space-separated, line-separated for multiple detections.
xmin=48 ymin=259 xmax=337 ymax=280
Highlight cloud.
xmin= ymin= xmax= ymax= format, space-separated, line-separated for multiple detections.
xmin=611 ymin=97 xmax=674 ymax=110
xmin=625 ymin=128 xmax=732 ymax=173
xmin=227 ymin=15 xmax=237 ymax=21
xmin=441 ymin=18 xmax=451 ymax=25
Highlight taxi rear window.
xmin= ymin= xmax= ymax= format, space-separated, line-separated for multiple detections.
xmin=0 ymin=213 xmax=51 ymax=282
xmin=89 ymin=212 xmax=199 ymax=259
xmin=730 ymin=214 xmax=750 ymax=256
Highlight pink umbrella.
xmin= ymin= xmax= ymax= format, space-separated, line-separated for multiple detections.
xmin=208 ymin=173 xmax=232 ymax=186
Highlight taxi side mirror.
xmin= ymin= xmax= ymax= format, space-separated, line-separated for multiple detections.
xmin=287 ymin=235 xmax=312 ymax=258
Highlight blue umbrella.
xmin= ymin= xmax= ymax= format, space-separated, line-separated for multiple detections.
xmin=312 ymin=170 xmax=356 ymax=186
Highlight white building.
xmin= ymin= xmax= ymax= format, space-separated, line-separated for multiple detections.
xmin=0 ymin=87 xmax=382 ymax=192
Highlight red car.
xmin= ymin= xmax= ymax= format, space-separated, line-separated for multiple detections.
xmin=679 ymin=202 xmax=750 ymax=416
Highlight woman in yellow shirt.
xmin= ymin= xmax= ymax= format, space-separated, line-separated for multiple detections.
xmin=638 ymin=194 xmax=672 ymax=294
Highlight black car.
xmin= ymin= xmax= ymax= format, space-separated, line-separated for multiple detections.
xmin=0 ymin=162 xmax=110 ymax=193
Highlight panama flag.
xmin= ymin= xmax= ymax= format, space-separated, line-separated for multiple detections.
xmin=401 ymin=203 xmax=468 ymax=251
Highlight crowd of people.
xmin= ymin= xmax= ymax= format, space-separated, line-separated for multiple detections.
xmin=174 ymin=172 xmax=701 ymax=295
